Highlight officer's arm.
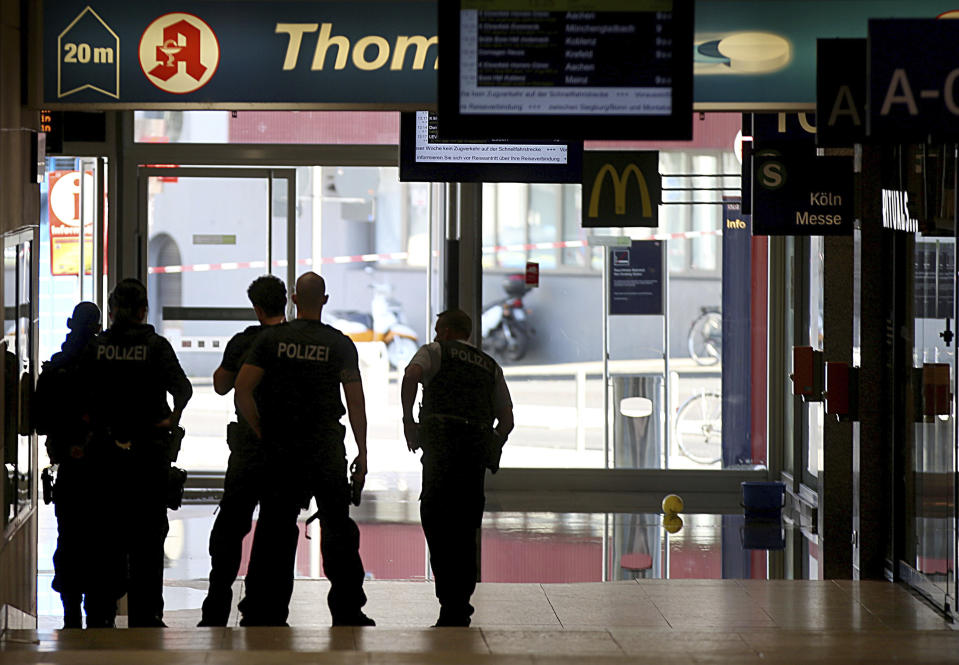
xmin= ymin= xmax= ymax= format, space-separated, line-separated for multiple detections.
xmin=213 ymin=335 xmax=244 ymax=395
xmin=234 ymin=364 xmax=265 ymax=438
xmin=401 ymin=364 xmax=424 ymax=452
xmin=212 ymin=367 xmax=236 ymax=395
xmin=342 ymin=380 xmax=368 ymax=473
xmin=159 ymin=339 xmax=193 ymax=427
xmin=495 ymin=406 xmax=514 ymax=440
xmin=493 ymin=374 xmax=514 ymax=439
xmin=400 ymin=364 xmax=423 ymax=424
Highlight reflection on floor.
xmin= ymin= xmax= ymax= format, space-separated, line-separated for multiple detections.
xmin=20 ymin=488 xmax=959 ymax=664
xmin=5 ymin=580 xmax=957 ymax=664
xmin=36 ymin=488 xmax=819 ymax=628
xmin=38 ymin=504 xmax=813 ymax=617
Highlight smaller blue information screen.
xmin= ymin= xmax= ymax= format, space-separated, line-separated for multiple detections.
xmin=609 ymin=240 xmax=663 ymax=316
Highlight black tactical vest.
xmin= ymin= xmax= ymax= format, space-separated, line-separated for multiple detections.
xmin=88 ymin=323 xmax=191 ymax=440
xmin=421 ymin=341 xmax=497 ymax=425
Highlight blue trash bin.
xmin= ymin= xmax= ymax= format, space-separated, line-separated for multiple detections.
xmin=741 ymin=517 xmax=786 ymax=550
xmin=741 ymin=481 xmax=785 ymax=518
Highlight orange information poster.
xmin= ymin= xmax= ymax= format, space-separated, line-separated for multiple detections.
xmin=48 ymin=170 xmax=95 ymax=276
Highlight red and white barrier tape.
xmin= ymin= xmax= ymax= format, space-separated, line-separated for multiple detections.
xmin=147 ymin=230 xmax=721 ymax=274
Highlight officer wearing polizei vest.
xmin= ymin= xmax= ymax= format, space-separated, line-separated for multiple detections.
xmin=35 ymin=302 xmax=103 ymax=628
xmin=401 ymin=309 xmax=514 ymax=627
xmin=233 ymin=271 xmax=374 ymax=627
xmin=84 ymin=278 xmax=193 ymax=627
xmin=198 ymin=275 xmax=286 ymax=627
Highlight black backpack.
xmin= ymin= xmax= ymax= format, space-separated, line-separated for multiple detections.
xmin=34 ymin=359 xmax=83 ymax=438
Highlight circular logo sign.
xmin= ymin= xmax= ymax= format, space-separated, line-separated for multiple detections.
xmin=139 ymin=13 xmax=219 ymax=94
xmin=50 ymin=171 xmax=95 ymax=227
xmin=756 ymin=150 xmax=786 ymax=190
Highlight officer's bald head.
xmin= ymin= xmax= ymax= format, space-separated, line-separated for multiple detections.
xmin=293 ymin=272 xmax=328 ymax=317
xmin=435 ymin=309 xmax=472 ymax=341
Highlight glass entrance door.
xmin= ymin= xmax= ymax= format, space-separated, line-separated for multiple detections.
xmin=139 ymin=167 xmax=295 ymax=475
xmin=907 ymin=237 xmax=956 ymax=614
xmin=3 ymin=227 xmax=39 ymax=533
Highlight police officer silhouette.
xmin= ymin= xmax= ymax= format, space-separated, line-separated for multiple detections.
xmin=234 ymin=271 xmax=373 ymax=627
xmin=198 ymin=275 xmax=286 ymax=627
xmin=401 ymin=309 xmax=514 ymax=627
xmin=35 ymin=302 xmax=101 ymax=628
xmin=85 ymin=278 xmax=193 ymax=627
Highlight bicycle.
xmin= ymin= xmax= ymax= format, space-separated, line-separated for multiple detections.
xmin=687 ymin=306 xmax=722 ymax=366
xmin=673 ymin=390 xmax=722 ymax=465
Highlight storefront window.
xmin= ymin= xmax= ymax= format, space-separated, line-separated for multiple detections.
xmin=806 ymin=236 xmax=825 ymax=479
xmin=134 ymin=111 xmax=399 ymax=144
xmin=528 ymin=184 xmax=561 ymax=270
xmin=479 ymin=150 xmax=733 ymax=470
xmin=910 ymin=237 xmax=955 ymax=607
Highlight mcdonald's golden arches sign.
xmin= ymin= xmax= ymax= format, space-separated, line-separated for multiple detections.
xmin=582 ymin=151 xmax=661 ymax=228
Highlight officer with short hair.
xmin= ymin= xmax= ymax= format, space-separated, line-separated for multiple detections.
xmin=401 ymin=308 xmax=514 ymax=627
xmin=198 ymin=275 xmax=287 ymax=627
xmin=36 ymin=302 xmax=102 ymax=628
xmin=234 ymin=271 xmax=374 ymax=627
xmin=86 ymin=278 xmax=193 ymax=627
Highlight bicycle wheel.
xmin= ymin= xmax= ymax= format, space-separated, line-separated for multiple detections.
xmin=674 ymin=391 xmax=722 ymax=465
xmin=687 ymin=311 xmax=722 ymax=366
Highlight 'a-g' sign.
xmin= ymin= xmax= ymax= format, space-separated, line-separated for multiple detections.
xmin=582 ymin=151 xmax=661 ymax=228
xmin=869 ymin=19 xmax=959 ymax=141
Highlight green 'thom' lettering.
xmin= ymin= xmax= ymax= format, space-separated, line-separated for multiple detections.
xmin=275 ymin=23 xmax=438 ymax=71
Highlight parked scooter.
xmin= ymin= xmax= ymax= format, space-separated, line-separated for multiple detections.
xmin=481 ymin=274 xmax=534 ymax=362
xmin=326 ymin=280 xmax=419 ymax=369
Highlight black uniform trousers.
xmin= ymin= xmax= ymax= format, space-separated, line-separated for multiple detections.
xmin=200 ymin=438 xmax=262 ymax=625
xmin=238 ymin=433 xmax=367 ymax=626
xmin=51 ymin=455 xmax=96 ymax=627
xmin=87 ymin=435 xmax=170 ymax=627
xmin=419 ymin=419 xmax=488 ymax=626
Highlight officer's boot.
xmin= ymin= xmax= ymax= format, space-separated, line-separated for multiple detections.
xmin=60 ymin=593 xmax=83 ymax=629
xmin=198 ymin=590 xmax=231 ymax=627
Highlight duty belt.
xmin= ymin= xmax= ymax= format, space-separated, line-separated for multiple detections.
xmin=421 ymin=413 xmax=490 ymax=428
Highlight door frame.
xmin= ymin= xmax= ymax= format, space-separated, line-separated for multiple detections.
xmin=136 ymin=167 xmax=297 ymax=300
xmin=119 ymin=124 xmax=766 ymax=497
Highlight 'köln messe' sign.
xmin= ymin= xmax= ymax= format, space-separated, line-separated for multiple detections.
xmin=751 ymin=142 xmax=854 ymax=236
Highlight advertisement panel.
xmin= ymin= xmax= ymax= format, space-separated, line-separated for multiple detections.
xmin=41 ymin=0 xmax=959 ymax=109
xmin=43 ymin=0 xmax=438 ymax=107
xmin=47 ymin=170 xmax=95 ymax=276
xmin=608 ymin=240 xmax=663 ymax=316
xmin=694 ymin=0 xmax=958 ymax=109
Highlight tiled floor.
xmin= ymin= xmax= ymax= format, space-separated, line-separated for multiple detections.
xmin=4 ymin=579 xmax=958 ymax=664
